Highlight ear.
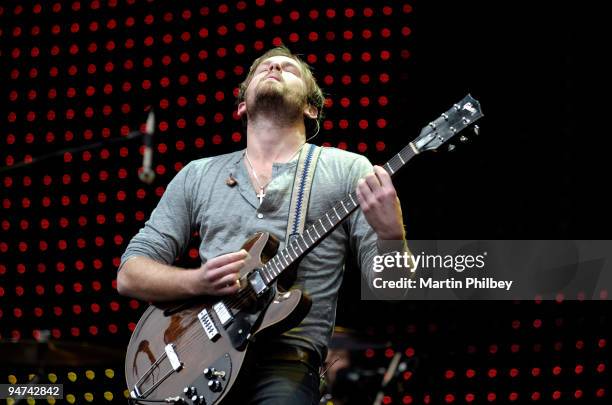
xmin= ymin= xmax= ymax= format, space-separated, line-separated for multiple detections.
xmin=304 ymin=105 xmax=318 ymax=120
xmin=237 ymin=101 xmax=246 ymax=118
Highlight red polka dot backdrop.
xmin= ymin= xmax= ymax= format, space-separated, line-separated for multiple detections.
xmin=1 ymin=0 xmax=412 ymax=338
xmin=0 ymin=1 xmax=608 ymax=404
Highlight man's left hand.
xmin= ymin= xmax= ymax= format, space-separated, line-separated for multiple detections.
xmin=356 ymin=165 xmax=405 ymax=240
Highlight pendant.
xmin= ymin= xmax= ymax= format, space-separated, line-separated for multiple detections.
xmin=256 ymin=188 xmax=265 ymax=204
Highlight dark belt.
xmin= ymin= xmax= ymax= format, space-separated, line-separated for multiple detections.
xmin=256 ymin=344 xmax=321 ymax=372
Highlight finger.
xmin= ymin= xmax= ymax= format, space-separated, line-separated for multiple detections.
xmin=206 ymin=260 xmax=245 ymax=282
xmin=214 ymin=272 xmax=240 ymax=290
xmin=364 ymin=173 xmax=382 ymax=195
xmin=373 ymin=165 xmax=393 ymax=189
xmin=215 ymin=282 xmax=241 ymax=296
xmin=356 ymin=180 xmax=371 ymax=210
xmin=360 ymin=176 xmax=381 ymax=206
xmin=206 ymin=249 xmax=248 ymax=270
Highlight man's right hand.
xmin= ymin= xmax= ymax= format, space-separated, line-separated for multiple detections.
xmin=191 ymin=249 xmax=249 ymax=296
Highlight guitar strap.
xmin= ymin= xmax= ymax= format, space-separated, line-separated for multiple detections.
xmin=285 ymin=143 xmax=322 ymax=245
xmin=274 ymin=144 xmax=321 ymax=291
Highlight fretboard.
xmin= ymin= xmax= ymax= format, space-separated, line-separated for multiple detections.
xmin=258 ymin=142 xmax=419 ymax=285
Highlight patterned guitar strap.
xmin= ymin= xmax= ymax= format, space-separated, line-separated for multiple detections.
xmin=278 ymin=143 xmax=322 ymax=290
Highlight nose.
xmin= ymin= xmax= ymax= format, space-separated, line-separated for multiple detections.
xmin=268 ymin=61 xmax=282 ymax=72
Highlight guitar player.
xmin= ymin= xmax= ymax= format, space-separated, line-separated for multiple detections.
xmin=117 ymin=46 xmax=408 ymax=404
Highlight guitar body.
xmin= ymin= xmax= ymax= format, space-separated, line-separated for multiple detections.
xmin=125 ymin=232 xmax=312 ymax=404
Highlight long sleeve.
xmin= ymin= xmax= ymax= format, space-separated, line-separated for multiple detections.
xmin=118 ymin=162 xmax=196 ymax=270
xmin=345 ymin=156 xmax=410 ymax=297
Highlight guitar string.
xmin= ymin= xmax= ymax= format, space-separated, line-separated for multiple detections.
xmin=134 ymin=124 xmax=471 ymax=397
xmin=137 ymin=146 xmax=425 ymax=396
xmin=217 ymin=150 xmax=416 ymax=320
xmin=222 ymin=148 xmax=414 ymax=310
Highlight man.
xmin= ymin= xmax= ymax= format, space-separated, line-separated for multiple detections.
xmin=118 ymin=46 xmax=406 ymax=404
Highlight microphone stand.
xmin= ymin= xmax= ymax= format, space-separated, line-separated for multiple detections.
xmin=0 ymin=130 xmax=144 ymax=174
xmin=372 ymin=353 xmax=402 ymax=405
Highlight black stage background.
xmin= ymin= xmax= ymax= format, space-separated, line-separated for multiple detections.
xmin=1 ymin=1 xmax=608 ymax=404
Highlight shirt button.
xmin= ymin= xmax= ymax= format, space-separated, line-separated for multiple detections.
xmin=257 ymin=213 xmax=264 ymax=219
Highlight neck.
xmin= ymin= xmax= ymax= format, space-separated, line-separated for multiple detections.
xmin=245 ymin=116 xmax=307 ymax=164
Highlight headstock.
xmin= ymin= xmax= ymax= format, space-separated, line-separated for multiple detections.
xmin=413 ymin=94 xmax=483 ymax=153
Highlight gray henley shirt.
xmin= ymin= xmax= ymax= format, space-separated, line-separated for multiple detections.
xmin=120 ymin=145 xmax=393 ymax=361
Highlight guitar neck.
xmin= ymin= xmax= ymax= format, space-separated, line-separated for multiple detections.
xmin=258 ymin=142 xmax=420 ymax=286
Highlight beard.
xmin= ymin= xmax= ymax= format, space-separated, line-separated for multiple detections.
xmin=246 ymin=80 xmax=308 ymax=125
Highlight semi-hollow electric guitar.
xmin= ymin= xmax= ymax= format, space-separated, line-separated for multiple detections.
xmin=125 ymin=94 xmax=483 ymax=404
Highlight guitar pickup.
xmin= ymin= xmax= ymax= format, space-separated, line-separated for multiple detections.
xmin=198 ymin=309 xmax=220 ymax=341
xmin=213 ymin=302 xmax=233 ymax=326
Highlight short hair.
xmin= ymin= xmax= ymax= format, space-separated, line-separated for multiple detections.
xmin=237 ymin=46 xmax=325 ymax=137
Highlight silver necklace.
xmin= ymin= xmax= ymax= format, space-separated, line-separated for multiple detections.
xmin=244 ymin=143 xmax=306 ymax=204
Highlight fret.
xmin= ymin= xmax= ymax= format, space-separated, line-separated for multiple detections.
xmin=319 ymin=219 xmax=327 ymax=233
xmin=409 ymin=142 xmax=419 ymax=155
xmin=398 ymin=153 xmax=405 ymax=165
xmin=262 ymin=268 xmax=270 ymax=284
xmin=349 ymin=194 xmax=357 ymax=207
xmin=266 ymin=258 xmax=276 ymax=276
xmin=333 ymin=206 xmax=340 ymax=220
xmin=341 ymin=200 xmax=349 ymax=214
xmin=273 ymin=259 xmax=281 ymax=274
xmin=295 ymin=238 xmax=305 ymax=253
xmin=290 ymin=243 xmax=298 ymax=258
xmin=313 ymin=225 xmax=321 ymax=239
xmin=306 ymin=229 xmax=314 ymax=243
xmin=385 ymin=162 xmax=395 ymax=174
xmin=280 ymin=254 xmax=289 ymax=267
xmin=325 ymin=213 xmax=333 ymax=227
xmin=264 ymin=260 xmax=274 ymax=282
xmin=285 ymin=250 xmax=293 ymax=263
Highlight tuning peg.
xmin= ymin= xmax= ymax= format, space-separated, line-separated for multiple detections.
xmin=472 ymin=125 xmax=480 ymax=135
xmin=459 ymin=135 xmax=468 ymax=143
xmin=447 ymin=144 xmax=456 ymax=152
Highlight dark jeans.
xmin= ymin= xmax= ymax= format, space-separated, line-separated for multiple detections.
xmin=227 ymin=356 xmax=321 ymax=404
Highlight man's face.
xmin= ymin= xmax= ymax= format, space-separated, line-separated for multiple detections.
xmin=240 ymin=55 xmax=311 ymax=123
